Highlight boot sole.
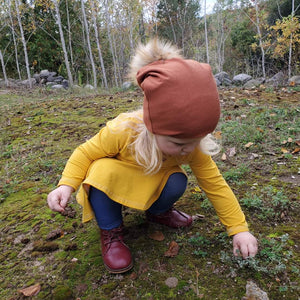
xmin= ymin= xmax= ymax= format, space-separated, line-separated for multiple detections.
xmin=104 ymin=261 xmax=134 ymax=274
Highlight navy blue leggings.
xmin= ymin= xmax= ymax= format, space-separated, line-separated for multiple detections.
xmin=89 ymin=172 xmax=187 ymax=230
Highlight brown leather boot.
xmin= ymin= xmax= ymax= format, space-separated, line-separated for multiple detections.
xmin=146 ymin=207 xmax=193 ymax=228
xmin=100 ymin=225 xmax=133 ymax=273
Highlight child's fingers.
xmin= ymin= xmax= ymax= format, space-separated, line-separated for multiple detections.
xmin=47 ymin=193 xmax=64 ymax=212
xmin=60 ymin=196 xmax=69 ymax=210
xmin=233 ymin=245 xmax=240 ymax=257
xmin=248 ymin=242 xmax=258 ymax=257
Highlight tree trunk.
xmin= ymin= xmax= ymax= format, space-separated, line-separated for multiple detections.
xmin=254 ymin=0 xmax=266 ymax=78
xmin=288 ymin=0 xmax=295 ymax=78
xmin=90 ymin=0 xmax=108 ymax=89
xmin=0 ymin=50 xmax=8 ymax=87
xmin=204 ymin=0 xmax=210 ymax=63
xmin=163 ymin=0 xmax=177 ymax=43
xmin=53 ymin=0 xmax=74 ymax=86
xmin=8 ymin=0 xmax=21 ymax=80
xmin=65 ymin=0 xmax=74 ymax=74
xmin=15 ymin=0 xmax=32 ymax=88
xmin=105 ymin=0 xmax=119 ymax=87
xmin=81 ymin=0 xmax=97 ymax=88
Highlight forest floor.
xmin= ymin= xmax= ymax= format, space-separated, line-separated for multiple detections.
xmin=0 ymin=85 xmax=299 ymax=299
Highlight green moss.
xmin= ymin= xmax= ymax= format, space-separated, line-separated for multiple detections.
xmin=1 ymin=89 xmax=299 ymax=299
xmin=52 ymin=285 xmax=73 ymax=300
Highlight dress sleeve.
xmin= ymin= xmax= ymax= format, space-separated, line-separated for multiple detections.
xmin=58 ymin=125 xmax=130 ymax=191
xmin=189 ymin=150 xmax=249 ymax=236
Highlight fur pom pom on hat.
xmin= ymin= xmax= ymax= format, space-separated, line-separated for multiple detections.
xmin=130 ymin=39 xmax=220 ymax=138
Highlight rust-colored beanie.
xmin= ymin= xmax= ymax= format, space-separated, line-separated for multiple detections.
xmin=136 ymin=58 xmax=220 ymax=138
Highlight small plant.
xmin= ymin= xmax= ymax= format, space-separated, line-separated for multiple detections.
xmin=240 ymin=185 xmax=290 ymax=221
xmin=240 ymin=194 xmax=262 ymax=209
xmin=223 ymin=165 xmax=248 ymax=182
xmin=188 ymin=233 xmax=210 ymax=257
xmin=220 ymin=233 xmax=294 ymax=277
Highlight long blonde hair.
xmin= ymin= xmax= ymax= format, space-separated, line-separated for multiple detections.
xmin=115 ymin=110 xmax=220 ymax=174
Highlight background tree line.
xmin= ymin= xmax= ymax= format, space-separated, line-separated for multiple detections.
xmin=0 ymin=0 xmax=299 ymax=88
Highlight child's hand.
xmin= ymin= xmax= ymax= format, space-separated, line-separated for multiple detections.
xmin=47 ymin=185 xmax=74 ymax=213
xmin=232 ymin=231 xmax=258 ymax=259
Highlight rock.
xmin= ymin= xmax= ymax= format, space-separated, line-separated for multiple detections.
xmin=243 ymin=79 xmax=262 ymax=88
xmin=20 ymin=78 xmax=36 ymax=86
xmin=51 ymin=84 xmax=65 ymax=89
xmin=46 ymin=82 xmax=56 ymax=87
xmin=84 ymin=84 xmax=94 ymax=90
xmin=40 ymin=69 xmax=51 ymax=78
xmin=0 ymin=79 xmax=18 ymax=88
xmin=232 ymin=73 xmax=252 ymax=86
xmin=215 ymin=77 xmax=221 ymax=87
xmin=266 ymin=71 xmax=286 ymax=87
xmin=122 ymin=81 xmax=132 ymax=89
xmin=288 ymin=75 xmax=300 ymax=85
xmin=33 ymin=73 xmax=41 ymax=83
xmin=215 ymin=71 xmax=232 ymax=86
xmin=53 ymin=76 xmax=64 ymax=83
xmin=165 ymin=277 xmax=178 ymax=288
xmin=243 ymin=280 xmax=269 ymax=300
xmin=62 ymin=79 xmax=69 ymax=88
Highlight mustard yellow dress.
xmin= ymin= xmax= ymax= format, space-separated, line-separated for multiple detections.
xmin=58 ymin=113 xmax=248 ymax=236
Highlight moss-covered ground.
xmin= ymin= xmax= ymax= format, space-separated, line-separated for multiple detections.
xmin=0 ymin=86 xmax=299 ymax=299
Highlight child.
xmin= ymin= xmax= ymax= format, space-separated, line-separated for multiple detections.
xmin=47 ymin=39 xmax=258 ymax=274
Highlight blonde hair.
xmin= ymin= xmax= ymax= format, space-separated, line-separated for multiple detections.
xmin=113 ymin=110 xmax=220 ymax=174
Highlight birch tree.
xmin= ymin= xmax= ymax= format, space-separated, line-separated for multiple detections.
xmin=15 ymin=0 xmax=32 ymax=88
xmin=0 ymin=50 xmax=8 ymax=87
xmin=8 ymin=0 xmax=21 ymax=80
xmin=90 ymin=0 xmax=108 ymax=88
xmin=104 ymin=0 xmax=120 ymax=87
xmin=253 ymin=0 xmax=266 ymax=78
xmin=81 ymin=0 xmax=97 ymax=88
xmin=203 ymin=0 xmax=210 ymax=63
xmin=65 ymin=0 xmax=74 ymax=73
xmin=53 ymin=0 xmax=73 ymax=86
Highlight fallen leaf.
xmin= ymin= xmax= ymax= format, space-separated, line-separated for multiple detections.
xmin=192 ymin=186 xmax=202 ymax=193
xmin=256 ymin=127 xmax=264 ymax=133
xmin=130 ymin=272 xmax=138 ymax=280
xmin=282 ymin=138 xmax=293 ymax=144
xmin=148 ymin=230 xmax=165 ymax=241
xmin=245 ymin=142 xmax=254 ymax=148
xmin=221 ymin=153 xmax=227 ymax=161
xmin=296 ymin=140 xmax=300 ymax=146
xmin=214 ymin=131 xmax=222 ymax=139
xmin=226 ymin=147 xmax=236 ymax=157
xmin=292 ymin=147 xmax=300 ymax=154
xmin=71 ymin=257 xmax=78 ymax=262
xmin=249 ymin=153 xmax=259 ymax=159
xmin=164 ymin=241 xmax=179 ymax=257
xmin=18 ymin=283 xmax=41 ymax=297
xmin=281 ymin=148 xmax=289 ymax=154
